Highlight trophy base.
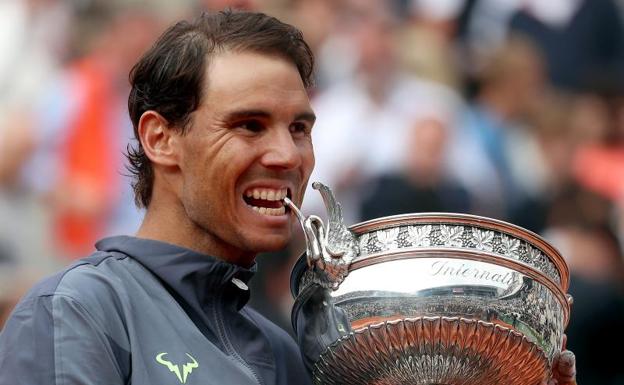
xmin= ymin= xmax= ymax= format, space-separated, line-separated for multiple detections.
xmin=312 ymin=317 xmax=548 ymax=385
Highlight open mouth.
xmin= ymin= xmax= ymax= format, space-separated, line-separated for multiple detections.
xmin=243 ymin=187 xmax=291 ymax=216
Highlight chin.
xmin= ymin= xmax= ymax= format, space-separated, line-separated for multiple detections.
xmin=248 ymin=234 xmax=291 ymax=253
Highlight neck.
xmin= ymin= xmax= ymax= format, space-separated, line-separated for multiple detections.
xmin=136 ymin=193 xmax=255 ymax=268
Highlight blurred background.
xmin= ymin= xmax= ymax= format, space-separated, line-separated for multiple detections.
xmin=1 ymin=0 xmax=624 ymax=383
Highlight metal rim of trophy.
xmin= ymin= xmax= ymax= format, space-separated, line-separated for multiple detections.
xmin=292 ymin=212 xmax=571 ymax=322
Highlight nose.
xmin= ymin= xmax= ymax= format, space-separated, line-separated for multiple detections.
xmin=260 ymin=127 xmax=302 ymax=170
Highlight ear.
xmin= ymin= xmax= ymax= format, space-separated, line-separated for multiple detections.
xmin=137 ymin=110 xmax=179 ymax=168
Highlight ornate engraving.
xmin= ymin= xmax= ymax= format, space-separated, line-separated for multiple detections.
xmin=358 ymin=233 xmax=370 ymax=254
xmin=374 ymin=228 xmax=401 ymax=251
xmin=439 ymin=225 xmax=464 ymax=248
xmin=406 ymin=225 xmax=432 ymax=247
xmin=355 ymin=224 xmax=561 ymax=284
xmin=472 ymin=228 xmax=495 ymax=252
xmin=313 ymin=317 xmax=549 ymax=385
xmin=501 ymin=235 xmax=521 ymax=259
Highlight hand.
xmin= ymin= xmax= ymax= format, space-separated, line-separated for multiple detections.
xmin=541 ymin=335 xmax=577 ymax=385
xmin=541 ymin=350 xmax=576 ymax=385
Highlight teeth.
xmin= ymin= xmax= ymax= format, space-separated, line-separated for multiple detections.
xmin=245 ymin=205 xmax=286 ymax=216
xmin=244 ymin=187 xmax=290 ymax=202
xmin=243 ymin=187 xmax=290 ymax=216
xmin=271 ymin=206 xmax=286 ymax=215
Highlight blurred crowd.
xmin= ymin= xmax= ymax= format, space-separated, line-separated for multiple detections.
xmin=1 ymin=0 xmax=624 ymax=383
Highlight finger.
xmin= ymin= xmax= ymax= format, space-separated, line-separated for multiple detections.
xmin=557 ymin=350 xmax=576 ymax=382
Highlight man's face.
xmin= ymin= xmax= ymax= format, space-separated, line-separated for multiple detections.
xmin=175 ymin=51 xmax=315 ymax=263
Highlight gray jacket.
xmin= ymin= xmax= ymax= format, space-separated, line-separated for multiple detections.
xmin=0 ymin=236 xmax=311 ymax=385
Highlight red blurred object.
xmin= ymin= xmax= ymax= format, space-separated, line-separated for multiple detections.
xmin=573 ymin=144 xmax=624 ymax=201
xmin=54 ymin=58 xmax=118 ymax=256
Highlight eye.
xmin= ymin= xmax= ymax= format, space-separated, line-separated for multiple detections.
xmin=236 ymin=120 xmax=264 ymax=133
xmin=289 ymin=121 xmax=312 ymax=136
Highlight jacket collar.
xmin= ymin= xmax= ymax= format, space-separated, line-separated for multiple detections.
xmin=95 ymin=236 xmax=256 ymax=311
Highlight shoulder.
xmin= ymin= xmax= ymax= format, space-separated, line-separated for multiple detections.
xmin=22 ymin=251 xmax=125 ymax=295
xmin=2 ymin=250 xmax=137 ymax=353
xmin=0 ymin=251 xmax=134 ymax=384
xmin=9 ymin=250 xmax=134 ymax=324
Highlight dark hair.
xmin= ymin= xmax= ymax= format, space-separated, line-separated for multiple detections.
xmin=126 ymin=10 xmax=314 ymax=208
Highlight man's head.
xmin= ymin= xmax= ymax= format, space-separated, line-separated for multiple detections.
xmin=127 ymin=11 xmax=316 ymax=264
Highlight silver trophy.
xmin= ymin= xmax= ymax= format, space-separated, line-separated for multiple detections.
xmin=285 ymin=182 xmax=571 ymax=385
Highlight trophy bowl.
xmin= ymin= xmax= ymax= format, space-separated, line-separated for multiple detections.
xmin=288 ymin=183 xmax=571 ymax=385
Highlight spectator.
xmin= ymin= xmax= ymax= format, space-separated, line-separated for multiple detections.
xmin=447 ymin=36 xmax=546 ymax=219
xmin=360 ymin=104 xmax=469 ymax=220
xmin=510 ymin=0 xmax=624 ymax=92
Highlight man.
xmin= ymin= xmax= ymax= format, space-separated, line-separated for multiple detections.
xmin=0 ymin=10 xmax=575 ymax=385
xmin=0 ymin=10 xmax=314 ymax=384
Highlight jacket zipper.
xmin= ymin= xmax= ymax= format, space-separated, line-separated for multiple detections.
xmin=214 ymin=291 xmax=264 ymax=385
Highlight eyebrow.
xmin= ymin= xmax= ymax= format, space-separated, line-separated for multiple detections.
xmin=295 ymin=111 xmax=317 ymax=124
xmin=223 ymin=109 xmax=316 ymax=124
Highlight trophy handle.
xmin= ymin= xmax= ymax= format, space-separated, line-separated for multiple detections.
xmin=283 ymin=182 xmax=358 ymax=289
xmin=312 ymin=182 xmax=352 ymax=259
xmin=283 ymin=197 xmax=325 ymax=268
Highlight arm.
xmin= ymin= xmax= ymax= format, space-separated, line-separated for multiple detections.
xmin=0 ymin=294 xmax=128 ymax=385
